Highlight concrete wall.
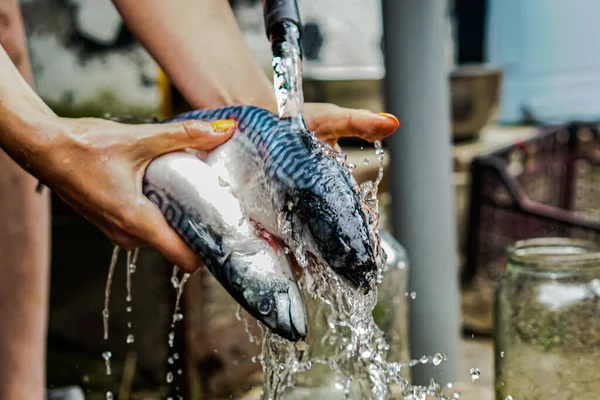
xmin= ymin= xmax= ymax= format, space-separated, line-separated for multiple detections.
xmin=19 ymin=0 xmax=386 ymax=117
xmin=20 ymin=0 xmax=161 ymax=117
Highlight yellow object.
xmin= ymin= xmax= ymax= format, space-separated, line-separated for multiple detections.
xmin=377 ymin=112 xmax=400 ymax=128
xmin=211 ymin=119 xmax=237 ymax=132
xmin=157 ymin=67 xmax=172 ymax=120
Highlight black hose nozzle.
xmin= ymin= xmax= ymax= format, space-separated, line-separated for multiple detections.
xmin=261 ymin=0 xmax=303 ymax=39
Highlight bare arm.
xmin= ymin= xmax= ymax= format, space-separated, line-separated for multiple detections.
xmin=0 ymin=2 xmax=49 ymax=398
xmin=0 ymin=38 xmax=236 ymax=275
xmin=112 ymin=0 xmax=277 ymax=111
xmin=111 ymin=0 xmax=399 ymax=145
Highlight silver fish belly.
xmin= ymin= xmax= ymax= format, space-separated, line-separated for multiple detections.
xmin=164 ymin=106 xmax=378 ymax=291
xmin=142 ymin=152 xmax=307 ymax=341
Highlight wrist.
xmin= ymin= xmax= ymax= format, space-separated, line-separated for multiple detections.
xmin=0 ymin=101 xmax=65 ymax=177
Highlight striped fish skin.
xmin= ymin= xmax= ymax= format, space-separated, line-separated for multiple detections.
xmin=164 ymin=106 xmax=377 ymax=291
xmin=142 ymin=152 xmax=307 ymax=341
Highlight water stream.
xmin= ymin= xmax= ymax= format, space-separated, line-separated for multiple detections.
xmin=125 ymin=249 xmax=139 ymax=344
xmin=271 ymin=22 xmax=306 ymax=131
xmin=256 ymin=24 xmax=457 ymax=400
xmin=167 ymin=266 xmax=190 ymax=400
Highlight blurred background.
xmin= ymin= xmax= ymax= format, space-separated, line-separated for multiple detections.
xmin=20 ymin=0 xmax=600 ymax=399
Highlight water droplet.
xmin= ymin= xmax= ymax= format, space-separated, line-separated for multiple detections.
xmin=453 ymin=392 xmax=460 ymax=399
xmin=126 ymin=334 xmax=135 ymax=343
xmin=360 ymin=348 xmax=372 ymax=359
xmin=174 ymin=313 xmax=183 ymax=322
xmin=126 ymin=306 xmax=132 ymax=313
xmin=420 ymin=355 xmax=428 ymax=364
xmin=106 ymin=392 xmax=114 ymax=400
xmin=363 ymin=158 xmax=370 ymax=165
xmin=177 ymin=369 xmax=183 ymax=375
xmin=500 ymin=351 xmax=505 ymax=358
xmin=410 ymin=291 xmax=417 ymax=300
xmin=447 ymin=382 xmax=453 ymax=388
xmin=82 ymin=375 xmax=90 ymax=383
xmin=432 ymin=353 xmax=444 ymax=366
xmin=505 ymin=396 xmax=513 ymax=400
xmin=102 ymin=309 xmax=109 ymax=318
xmin=129 ymin=263 xmax=137 ymax=274
xmin=102 ymin=351 xmax=112 ymax=376
xmin=166 ymin=372 xmax=174 ymax=383
xmin=469 ymin=367 xmax=481 ymax=382
xmin=173 ymin=352 xmax=179 ymax=360
xmin=168 ymin=357 xmax=174 ymax=364
xmin=126 ymin=295 xmax=132 ymax=302
xmin=127 ymin=322 xmax=132 ymax=328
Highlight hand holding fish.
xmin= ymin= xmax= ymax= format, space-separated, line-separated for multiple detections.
xmin=0 ymin=55 xmax=235 ymax=272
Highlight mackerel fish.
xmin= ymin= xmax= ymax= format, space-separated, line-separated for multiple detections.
xmin=163 ymin=106 xmax=378 ymax=292
xmin=143 ymin=151 xmax=307 ymax=341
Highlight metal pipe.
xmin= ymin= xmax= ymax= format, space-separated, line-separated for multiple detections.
xmin=381 ymin=0 xmax=462 ymax=385
xmin=261 ymin=0 xmax=303 ymax=50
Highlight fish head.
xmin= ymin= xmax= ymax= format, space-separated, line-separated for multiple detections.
xmin=295 ymin=187 xmax=377 ymax=292
xmin=228 ymin=249 xmax=307 ymax=342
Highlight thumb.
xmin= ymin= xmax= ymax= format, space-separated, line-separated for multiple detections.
xmin=131 ymin=119 xmax=236 ymax=158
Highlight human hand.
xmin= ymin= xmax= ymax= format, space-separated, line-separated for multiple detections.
xmin=303 ymin=103 xmax=399 ymax=149
xmin=29 ymin=116 xmax=235 ymax=272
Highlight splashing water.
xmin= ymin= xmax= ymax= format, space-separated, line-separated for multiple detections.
xmin=166 ymin=266 xmax=190 ymax=395
xmin=103 ymin=246 xmax=120 ymax=341
xmin=170 ymin=266 xmax=189 ymax=326
xmin=102 ymin=351 xmax=112 ymax=376
xmin=126 ymin=248 xmax=139 ymax=303
xmin=101 ymin=246 xmax=120 ymax=380
xmin=236 ymin=305 xmax=261 ymax=345
xmin=125 ymin=249 xmax=140 ymax=344
xmin=261 ymin=31 xmax=456 ymax=396
xmin=469 ymin=368 xmax=481 ymax=383
xmin=254 ymin=139 xmax=454 ymax=399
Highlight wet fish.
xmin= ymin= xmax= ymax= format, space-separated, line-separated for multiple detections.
xmin=142 ymin=152 xmax=307 ymax=341
xmin=164 ymin=106 xmax=377 ymax=291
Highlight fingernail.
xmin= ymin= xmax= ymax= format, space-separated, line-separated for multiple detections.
xmin=211 ymin=119 xmax=236 ymax=133
xmin=377 ymin=112 xmax=400 ymax=127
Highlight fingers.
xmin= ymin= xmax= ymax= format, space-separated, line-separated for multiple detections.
xmin=304 ymin=103 xmax=399 ymax=145
xmin=131 ymin=119 xmax=236 ymax=159
xmin=136 ymin=202 xmax=204 ymax=273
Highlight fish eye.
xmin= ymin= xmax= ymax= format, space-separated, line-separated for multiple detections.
xmin=258 ymin=298 xmax=272 ymax=315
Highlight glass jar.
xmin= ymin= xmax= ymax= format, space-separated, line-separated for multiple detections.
xmin=494 ymin=238 xmax=600 ymax=400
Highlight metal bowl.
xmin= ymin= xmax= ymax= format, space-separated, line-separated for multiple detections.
xmin=451 ymin=64 xmax=503 ymax=142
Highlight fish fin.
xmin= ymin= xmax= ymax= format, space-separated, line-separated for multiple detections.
xmin=187 ymin=220 xmax=228 ymax=264
xmin=163 ymin=106 xmax=243 ymax=123
xmin=35 ymin=180 xmax=45 ymax=194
